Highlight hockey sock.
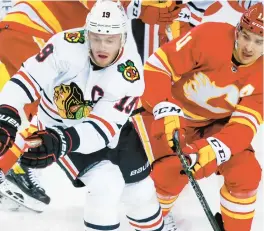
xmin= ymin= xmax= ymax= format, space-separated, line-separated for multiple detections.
xmin=220 ymin=185 xmax=256 ymax=231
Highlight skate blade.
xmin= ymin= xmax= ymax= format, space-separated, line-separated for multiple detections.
xmin=0 ymin=191 xmax=45 ymax=213
xmin=0 ymin=181 xmax=48 ymax=213
xmin=0 ymin=194 xmax=21 ymax=211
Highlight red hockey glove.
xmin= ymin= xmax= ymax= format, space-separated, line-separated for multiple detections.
xmin=151 ymin=101 xmax=185 ymax=154
xmin=182 ymin=137 xmax=232 ymax=179
xmin=125 ymin=0 xmax=182 ymax=26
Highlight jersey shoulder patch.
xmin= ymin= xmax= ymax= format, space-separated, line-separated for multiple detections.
xmin=49 ymin=28 xmax=88 ymax=73
xmin=64 ymin=29 xmax=86 ymax=44
xmin=117 ymin=60 xmax=140 ymax=83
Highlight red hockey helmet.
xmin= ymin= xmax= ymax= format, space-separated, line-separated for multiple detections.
xmin=239 ymin=2 xmax=264 ymax=36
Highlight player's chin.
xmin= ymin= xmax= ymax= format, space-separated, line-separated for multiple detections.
xmin=240 ymin=57 xmax=254 ymax=65
xmin=96 ymin=58 xmax=111 ymax=67
xmin=240 ymin=53 xmax=257 ymax=65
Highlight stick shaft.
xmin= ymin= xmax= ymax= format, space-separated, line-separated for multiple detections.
xmin=175 ymin=140 xmax=221 ymax=231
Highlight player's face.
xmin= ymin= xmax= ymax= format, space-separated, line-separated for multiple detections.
xmin=89 ymin=32 xmax=122 ymax=67
xmin=236 ymin=28 xmax=263 ymax=65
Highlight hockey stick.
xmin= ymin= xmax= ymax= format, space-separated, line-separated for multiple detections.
xmin=173 ymin=134 xmax=221 ymax=231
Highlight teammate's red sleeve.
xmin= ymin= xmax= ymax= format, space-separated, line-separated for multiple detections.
xmin=141 ymin=25 xmax=206 ymax=111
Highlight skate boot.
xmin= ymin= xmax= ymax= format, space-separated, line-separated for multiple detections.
xmin=0 ymin=163 xmax=50 ymax=212
xmin=164 ymin=212 xmax=186 ymax=231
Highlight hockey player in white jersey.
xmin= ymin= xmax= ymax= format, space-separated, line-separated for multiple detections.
xmin=0 ymin=1 xmax=168 ymax=230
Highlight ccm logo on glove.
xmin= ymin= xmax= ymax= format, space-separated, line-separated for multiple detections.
xmin=153 ymin=101 xmax=183 ymax=120
xmin=207 ymin=137 xmax=231 ymax=166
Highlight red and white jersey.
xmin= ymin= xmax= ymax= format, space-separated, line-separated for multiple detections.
xmin=142 ymin=22 xmax=263 ymax=155
xmin=133 ymin=0 xmax=262 ymax=64
xmin=185 ymin=0 xmax=262 ymax=26
xmin=0 ymin=28 xmax=144 ymax=154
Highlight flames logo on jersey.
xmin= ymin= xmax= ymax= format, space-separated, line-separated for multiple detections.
xmin=183 ymin=72 xmax=240 ymax=114
xmin=53 ymin=82 xmax=93 ymax=119
xmin=117 ymin=60 xmax=140 ymax=83
xmin=64 ymin=30 xmax=85 ymax=44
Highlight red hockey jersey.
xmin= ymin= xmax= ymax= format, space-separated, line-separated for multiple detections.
xmin=142 ymin=22 xmax=263 ymax=155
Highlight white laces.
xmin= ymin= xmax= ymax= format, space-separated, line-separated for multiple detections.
xmin=28 ymin=168 xmax=42 ymax=189
xmin=0 ymin=170 xmax=5 ymax=183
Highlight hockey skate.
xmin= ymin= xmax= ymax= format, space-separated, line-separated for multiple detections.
xmin=164 ymin=212 xmax=185 ymax=231
xmin=163 ymin=212 xmax=192 ymax=231
xmin=0 ymin=163 xmax=50 ymax=213
xmin=0 ymin=169 xmax=21 ymax=211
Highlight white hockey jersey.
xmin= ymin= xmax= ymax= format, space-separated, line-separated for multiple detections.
xmin=0 ymin=28 xmax=144 ymax=154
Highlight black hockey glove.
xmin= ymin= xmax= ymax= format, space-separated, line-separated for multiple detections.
xmin=20 ymin=126 xmax=80 ymax=168
xmin=0 ymin=105 xmax=21 ymax=156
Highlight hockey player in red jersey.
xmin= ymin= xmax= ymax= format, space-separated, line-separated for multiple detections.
xmin=133 ymin=2 xmax=263 ymax=231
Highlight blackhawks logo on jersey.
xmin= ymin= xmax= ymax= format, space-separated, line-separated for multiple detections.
xmin=53 ymin=82 xmax=93 ymax=119
xmin=64 ymin=30 xmax=85 ymax=44
xmin=117 ymin=60 xmax=140 ymax=83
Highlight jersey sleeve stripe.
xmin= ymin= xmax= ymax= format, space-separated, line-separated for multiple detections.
xmin=236 ymin=105 xmax=262 ymax=124
xmin=41 ymin=98 xmax=59 ymax=115
xmin=145 ymin=56 xmax=171 ymax=77
xmin=144 ymin=63 xmax=170 ymax=77
xmin=82 ymin=121 xmax=109 ymax=145
xmin=59 ymin=156 xmax=79 ymax=178
xmin=17 ymin=70 xmax=41 ymax=99
xmin=155 ymin=48 xmax=178 ymax=81
xmin=43 ymin=91 xmax=53 ymax=104
xmin=39 ymin=104 xmax=63 ymax=123
xmin=88 ymin=114 xmax=116 ymax=137
xmin=24 ymin=70 xmax=43 ymax=92
xmin=232 ymin=111 xmax=260 ymax=129
xmin=229 ymin=118 xmax=257 ymax=135
xmin=9 ymin=78 xmax=34 ymax=103
xmin=154 ymin=50 xmax=172 ymax=74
